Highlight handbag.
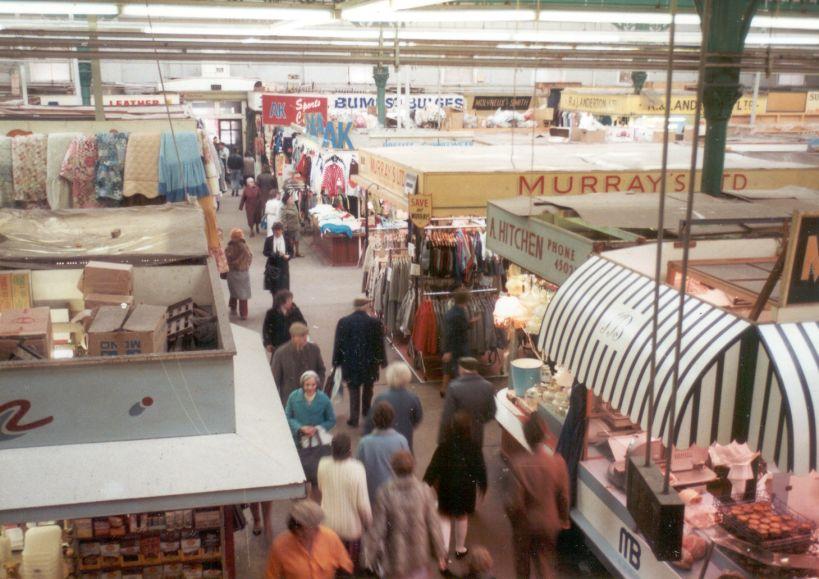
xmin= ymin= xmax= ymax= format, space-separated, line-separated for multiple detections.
xmin=260 ymin=214 xmax=268 ymax=231
xmin=297 ymin=432 xmax=332 ymax=484
xmin=323 ymin=367 xmax=343 ymax=402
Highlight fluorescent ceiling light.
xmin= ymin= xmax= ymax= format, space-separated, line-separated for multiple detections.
xmin=342 ymin=7 xmax=535 ymax=22
xmin=752 ymin=16 xmax=819 ymax=31
xmin=746 ymin=32 xmax=819 ymax=45
xmin=144 ymin=24 xmax=278 ymax=36
xmin=0 ymin=2 xmax=117 ymax=15
xmin=390 ymin=0 xmax=448 ymax=9
xmin=538 ymin=10 xmax=699 ymax=25
xmin=123 ymin=4 xmax=332 ymax=22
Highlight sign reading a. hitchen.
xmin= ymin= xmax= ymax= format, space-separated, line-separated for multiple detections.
xmin=486 ymin=202 xmax=594 ymax=285
xmin=782 ymin=211 xmax=819 ymax=306
xmin=409 ymin=194 xmax=432 ymax=228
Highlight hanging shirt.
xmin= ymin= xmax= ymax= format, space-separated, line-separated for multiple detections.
xmin=321 ymin=162 xmax=346 ymax=197
xmin=11 ymin=134 xmax=47 ymax=202
xmin=95 ymin=131 xmax=129 ymax=202
xmin=60 ymin=135 xmax=99 ymax=208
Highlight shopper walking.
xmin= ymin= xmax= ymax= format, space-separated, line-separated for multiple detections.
xmin=363 ymin=451 xmax=447 ymax=579
xmin=439 ymin=357 xmax=496 ymax=449
xmin=262 ymin=289 xmax=307 ymax=354
xmin=505 ymin=416 xmax=570 ymax=579
xmin=239 ymin=176 xmax=262 ymax=237
xmin=256 ymin=163 xmax=277 ymax=225
xmin=441 ymin=288 xmax=473 ymax=396
xmin=317 ymin=433 xmax=372 ymax=572
xmin=226 ymin=146 xmax=244 ymax=196
xmin=282 ymin=192 xmax=303 ymax=257
xmin=332 ymin=297 xmax=387 ymax=427
xmin=424 ymin=410 xmax=487 ymax=561
xmin=272 ymin=322 xmax=326 ymax=403
xmin=356 ymin=401 xmax=409 ymax=505
xmin=242 ymin=150 xmax=256 ymax=184
xmin=285 ymin=370 xmax=336 ymax=443
xmin=265 ymin=500 xmax=353 ymax=579
xmin=264 ymin=191 xmax=283 ymax=236
xmin=263 ymin=222 xmax=292 ymax=295
xmin=223 ymin=228 xmax=252 ymax=320
xmin=363 ymin=361 xmax=423 ymax=452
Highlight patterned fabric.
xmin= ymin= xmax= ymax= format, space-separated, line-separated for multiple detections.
xmin=363 ymin=476 xmax=446 ymax=578
xmin=95 ymin=131 xmax=129 ymax=202
xmin=46 ymin=133 xmax=81 ymax=209
xmin=0 ymin=137 xmax=13 ymax=206
xmin=60 ymin=136 xmax=99 ymax=208
xmin=11 ymin=134 xmax=47 ymax=202
xmin=158 ymin=132 xmax=210 ymax=202
xmin=197 ymin=194 xmax=228 ymax=273
xmin=123 ymin=132 xmax=160 ymax=198
xmin=198 ymin=130 xmax=222 ymax=197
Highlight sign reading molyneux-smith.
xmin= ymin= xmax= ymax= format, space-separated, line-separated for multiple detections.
xmin=486 ymin=201 xmax=593 ymax=285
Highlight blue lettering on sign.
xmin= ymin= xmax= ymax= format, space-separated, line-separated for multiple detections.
xmin=618 ymin=528 xmax=641 ymax=570
xmin=304 ymin=113 xmax=354 ymax=150
xmin=267 ymin=101 xmax=286 ymax=120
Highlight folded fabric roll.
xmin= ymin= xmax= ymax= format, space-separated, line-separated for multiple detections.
xmin=123 ymin=132 xmax=161 ymax=199
xmin=12 ymin=133 xmax=47 ymax=202
xmin=320 ymin=222 xmax=353 ymax=237
xmin=95 ymin=131 xmax=129 ymax=202
xmin=46 ymin=132 xmax=81 ymax=209
xmin=0 ymin=136 xmax=12 ymax=206
xmin=158 ymin=131 xmax=210 ymax=203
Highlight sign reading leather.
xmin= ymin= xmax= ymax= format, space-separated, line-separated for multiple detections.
xmin=409 ymin=194 xmax=432 ymax=228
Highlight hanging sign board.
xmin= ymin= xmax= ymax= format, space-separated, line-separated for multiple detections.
xmin=404 ymin=172 xmax=418 ymax=195
xmin=560 ymin=90 xmax=766 ymax=117
xmin=806 ymin=92 xmax=819 ymax=114
xmin=472 ymin=95 xmax=532 ymax=111
xmin=781 ymin=210 xmax=819 ymax=307
xmin=409 ymin=194 xmax=433 ymax=228
xmin=330 ymin=93 xmax=464 ymax=112
xmin=486 ymin=201 xmax=593 ymax=285
xmin=261 ymin=94 xmax=328 ymax=126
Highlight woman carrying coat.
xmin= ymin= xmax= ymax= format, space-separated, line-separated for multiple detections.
xmin=239 ymin=176 xmax=262 ymax=237
xmin=223 ymin=228 xmax=252 ymax=320
xmin=364 ymin=451 xmax=447 ymax=579
xmin=263 ymin=221 xmax=292 ymax=295
xmin=423 ymin=409 xmax=487 ymax=561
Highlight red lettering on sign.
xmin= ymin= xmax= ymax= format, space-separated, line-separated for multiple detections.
xmin=553 ymin=175 xmax=574 ymax=194
xmin=674 ymin=173 xmax=686 ymax=192
xmin=646 ymin=174 xmax=662 ymax=192
xmin=732 ymin=173 xmax=748 ymax=191
xmin=0 ymin=399 xmax=54 ymax=434
xmin=519 ymin=175 xmax=545 ymax=196
xmin=626 ymin=175 xmax=645 ymax=193
xmin=605 ymin=175 xmax=621 ymax=192
xmin=581 ymin=175 xmax=598 ymax=193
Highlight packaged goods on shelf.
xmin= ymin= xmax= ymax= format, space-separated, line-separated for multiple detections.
xmin=87 ymin=304 xmax=167 ymax=356
xmin=0 ymin=269 xmax=32 ymax=311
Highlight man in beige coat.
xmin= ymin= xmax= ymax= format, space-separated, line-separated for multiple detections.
xmin=271 ymin=322 xmax=326 ymax=403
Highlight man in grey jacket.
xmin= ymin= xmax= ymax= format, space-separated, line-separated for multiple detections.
xmin=438 ymin=357 xmax=496 ymax=448
xmin=271 ymin=322 xmax=326 ymax=403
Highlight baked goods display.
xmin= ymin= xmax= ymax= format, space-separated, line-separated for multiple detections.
xmin=718 ymin=499 xmax=816 ymax=554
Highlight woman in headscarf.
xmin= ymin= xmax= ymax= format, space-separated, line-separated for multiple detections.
xmin=263 ymin=221 xmax=292 ymax=295
xmin=223 ymin=228 xmax=253 ymax=320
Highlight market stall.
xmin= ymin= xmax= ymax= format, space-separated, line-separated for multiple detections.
xmin=494 ymin=239 xmax=819 ymax=577
xmin=0 ymin=206 xmax=305 ymax=578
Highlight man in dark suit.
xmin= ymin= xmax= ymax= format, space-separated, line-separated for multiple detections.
xmin=438 ymin=357 xmax=496 ymax=448
xmin=440 ymin=288 xmax=472 ymax=397
xmin=332 ymin=296 xmax=387 ymax=427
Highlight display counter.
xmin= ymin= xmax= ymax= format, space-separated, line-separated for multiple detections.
xmin=313 ymin=230 xmax=365 ymax=267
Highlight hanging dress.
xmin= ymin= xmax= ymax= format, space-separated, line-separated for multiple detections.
xmin=158 ymin=131 xmax=210 ymax=203
xmin=46 ymin=133 xmax=81 ymax=209
xmin=95 ymin=131 xmax=129 ymax=203
xmin=60 ymin=135 xmax=99 ymax=208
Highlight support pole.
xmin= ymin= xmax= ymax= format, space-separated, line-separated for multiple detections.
xmin=18 ymin=63 xmax=28 ymax=105
xmin=696 ymin=0 xmax=761 ymax=196
xmin=750 ymin=71 xmax=761 ymax=127
xmin=373 ymin=65 xmax=389 ymax=128
xmin=87 ymin=16 xmax=105 ymax=120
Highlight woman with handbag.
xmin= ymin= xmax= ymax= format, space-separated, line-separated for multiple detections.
xmin=223 ymin=228 xmax=253 ymax=321
xmin=286 ymin=371 xmax=336 ymax=495
xmin=263 ymin=221 xmax=293 ymax=295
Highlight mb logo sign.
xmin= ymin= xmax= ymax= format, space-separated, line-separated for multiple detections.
xmin=619 ymin=527 xmax=642 ymax=570
xmin=305 ymin=113 xmax=355 ymax=150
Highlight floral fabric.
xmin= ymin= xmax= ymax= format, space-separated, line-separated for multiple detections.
xmin=60 ymin=136 xmax=99 ymax=208
xmin=46 ymin=133 xmax=81 ymax=209
xmin=0 ymin=137 xmax=12 ymax=206
xmin=95 ymin=131 xmax=129 ymax=202
xmin=11 ymin=134 xmax=47 ymax=202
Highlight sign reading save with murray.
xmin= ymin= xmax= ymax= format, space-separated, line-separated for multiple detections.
xmin=409 ymin=194 xmax=432 ymax=228
xmin=486 ymin=200 xmax=593 ymax=284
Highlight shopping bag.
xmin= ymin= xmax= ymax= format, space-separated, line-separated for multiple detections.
xmin=260 ymin=214 xmax=268 ymax=231
xmin=298 ymin=432 xmax=331 ymax=484
xmin=331 ymin=367 xmax=343 ymax=403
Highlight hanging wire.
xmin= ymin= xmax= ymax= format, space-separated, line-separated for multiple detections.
xmin=646 ymin=0 xmax=678 ymax=468
xmin=663 ymin=0 xmax=711 ymax=495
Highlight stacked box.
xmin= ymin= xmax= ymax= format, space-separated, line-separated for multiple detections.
xmin=79 ymin=261 xmax=134 ymax=310
xmin=0 ymin=306 xmax=52 ymax=359
xmin=87 ymin=304 xmax=167 ymax=357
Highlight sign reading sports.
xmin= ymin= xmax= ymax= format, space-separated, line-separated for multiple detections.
xmin=261 ymin=94 xmax=328 ymax=126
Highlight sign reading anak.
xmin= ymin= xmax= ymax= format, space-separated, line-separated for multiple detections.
xmin=486 ymin=202 xmax=593 ymax=284
xmin=304 ymin=113 xmax=354 ymax=150
xmin=262 ymin=94 xmax=328 ymax=126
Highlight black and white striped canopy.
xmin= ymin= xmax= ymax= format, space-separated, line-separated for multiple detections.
xmin=538 ymin=256 xmax=751 ymax=447
xmin=752 ymin=323 xmax=819 ymax=475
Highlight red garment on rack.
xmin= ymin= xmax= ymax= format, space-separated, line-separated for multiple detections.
xmin=321 ymin=163 xmax=346 ymax=197
xmin=412 ymin=299 xmax=438 ymax=355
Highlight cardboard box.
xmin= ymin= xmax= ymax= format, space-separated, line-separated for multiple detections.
xmin=571 ymin=128 xmax=607 ymax=143
xmin=87 ymin=304 xmax=167 ymax=357
xmin=445 ymin=108 xmax=465 ymax=130
xmin=0 ymin=270 xmax=32 ymax=311
xmin=84 ymin=293 xmax=135 ymax=311
xmin=0 ymin=306 xmax=52 ymax=360
xmin=79 ymin=261 xmax=134 ymax=296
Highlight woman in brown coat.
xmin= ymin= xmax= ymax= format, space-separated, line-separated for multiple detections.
xmin=224 ymin=228 xmax=253 ymax=320
xmin=239 ymin=177 xmax=262 ymax=237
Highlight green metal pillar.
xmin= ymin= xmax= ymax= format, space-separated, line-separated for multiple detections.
xmin=695 ymin=0 xmax=760 ymax=196
xmin=78 ymin=60 xmax=92 ymax=106
xmin=631 ymin=71 xmax=647 ymax=95
xmin=373 ymin=65 xmax=389 ymax=128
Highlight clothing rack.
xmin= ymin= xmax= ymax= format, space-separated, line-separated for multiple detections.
xmin=423 ymin=288 xmax=497 ymax=297
xmin=423 ymin=224 xmax=484 ymax=230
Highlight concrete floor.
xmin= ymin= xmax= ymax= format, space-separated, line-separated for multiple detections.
xmin=217 ymin=194 xmax=608 ymax=579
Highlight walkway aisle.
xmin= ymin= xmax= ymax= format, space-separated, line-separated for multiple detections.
xmin=215 ymin=194 xmax=578 ymax=578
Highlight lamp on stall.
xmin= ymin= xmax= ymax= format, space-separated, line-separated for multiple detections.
xmin=493 ymin=295 xmax=528 ymax=328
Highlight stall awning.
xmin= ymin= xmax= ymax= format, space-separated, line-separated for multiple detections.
xmin=751 ymin=323 xmax=819 ymax=475
xmin=0 ymin=325 xmax=304 ymax=523
xmin=538 ymin=255 xmax=751 ymax=447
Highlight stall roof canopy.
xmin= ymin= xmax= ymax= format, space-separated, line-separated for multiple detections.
xmin=0 ymin=325 xmax=304 ymax=523
xmin=360 ymin=143 xmax=819 ymax=174
xmin=538 ymin=255 xmax=751 ymax=446
xmin=0 ymin=205 xmax=207 ymax=260
xmin=753 ymin=323 xmax=819 ymax=475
